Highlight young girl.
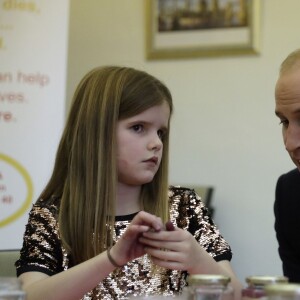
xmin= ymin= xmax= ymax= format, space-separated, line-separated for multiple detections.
xmin=16 ymin=66 xmax=242 ymax=300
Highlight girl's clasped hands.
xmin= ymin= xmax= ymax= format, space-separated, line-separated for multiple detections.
xmin=111 ymin=211 xmax=207 ymax=274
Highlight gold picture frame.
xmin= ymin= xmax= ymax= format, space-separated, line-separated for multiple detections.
xmin=145 ymin=0 xmax=261 ymax=60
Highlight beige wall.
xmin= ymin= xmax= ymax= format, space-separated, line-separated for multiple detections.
xmin=66 ymin=0 xmax=300 ymax=282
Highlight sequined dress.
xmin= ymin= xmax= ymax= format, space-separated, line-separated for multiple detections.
xmin=16 ymin=186 xmax=232 ymax=299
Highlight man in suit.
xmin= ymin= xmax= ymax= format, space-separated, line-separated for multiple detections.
xmin=274 ymin=49 xmax=300 ymax=282
xmin=274 ymin=169 xmax=300 ymax=282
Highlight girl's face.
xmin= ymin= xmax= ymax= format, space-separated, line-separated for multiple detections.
xmin=116 ymin=101 xmax=170 ymax=186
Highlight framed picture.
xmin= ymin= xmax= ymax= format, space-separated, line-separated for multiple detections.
xmin=145 ymin=0 xmax=261 ymax=59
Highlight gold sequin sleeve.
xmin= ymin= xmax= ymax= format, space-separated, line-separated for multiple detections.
xmin=169 ymin=186 xmax=232 ymax=261
xmin=15 ymin=197 xmax=67 ymax=276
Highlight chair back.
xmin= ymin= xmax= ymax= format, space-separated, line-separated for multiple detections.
xmin=0 ymin=249 xmax=20 ymax=277
xmin=186 ymin=186 xmax=215 ymax=217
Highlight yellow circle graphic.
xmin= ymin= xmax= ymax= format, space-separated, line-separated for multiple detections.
xmin=0 ymin=153 xmax=33 ymax=227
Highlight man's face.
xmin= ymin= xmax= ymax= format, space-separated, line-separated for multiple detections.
xmin=275 ymin=67 xmax=300 ymax=170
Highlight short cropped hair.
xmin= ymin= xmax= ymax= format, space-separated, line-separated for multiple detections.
xmin=280 ymin=49 xmax=300 ymax=75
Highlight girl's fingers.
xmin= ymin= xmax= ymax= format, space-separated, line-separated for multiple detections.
xmin=144 ymin=247 xmax=187 ymax=270
xmin=142 ymin=227 xmax=183 ymax=241
xmin=144 ymin=246 xmax=178 ymax=260
xmin=165 ymin=220 xmax=175 ymax=231
xmin=150 ymin=256 xmax=184 ymax=270
xmin=122 ymin=225 xmax=153 ymax=240
xmin=139 ymin=236 xmax=175 ymax=250
xmin=139 ymin=234 xmax=190 ymax=254
xmin=131 ymin=211 xmax=163 ymax=232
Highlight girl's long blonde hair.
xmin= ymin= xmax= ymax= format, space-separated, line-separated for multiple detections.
xmin=39 ymin=66 xmax=173 ymax=264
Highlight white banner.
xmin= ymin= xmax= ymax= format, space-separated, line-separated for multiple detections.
xmin=0 ymin=0 xmax=69 ymax=249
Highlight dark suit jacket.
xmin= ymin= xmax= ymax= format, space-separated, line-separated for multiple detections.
xmin=274 ymin=168 xmax=300 ymax=282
